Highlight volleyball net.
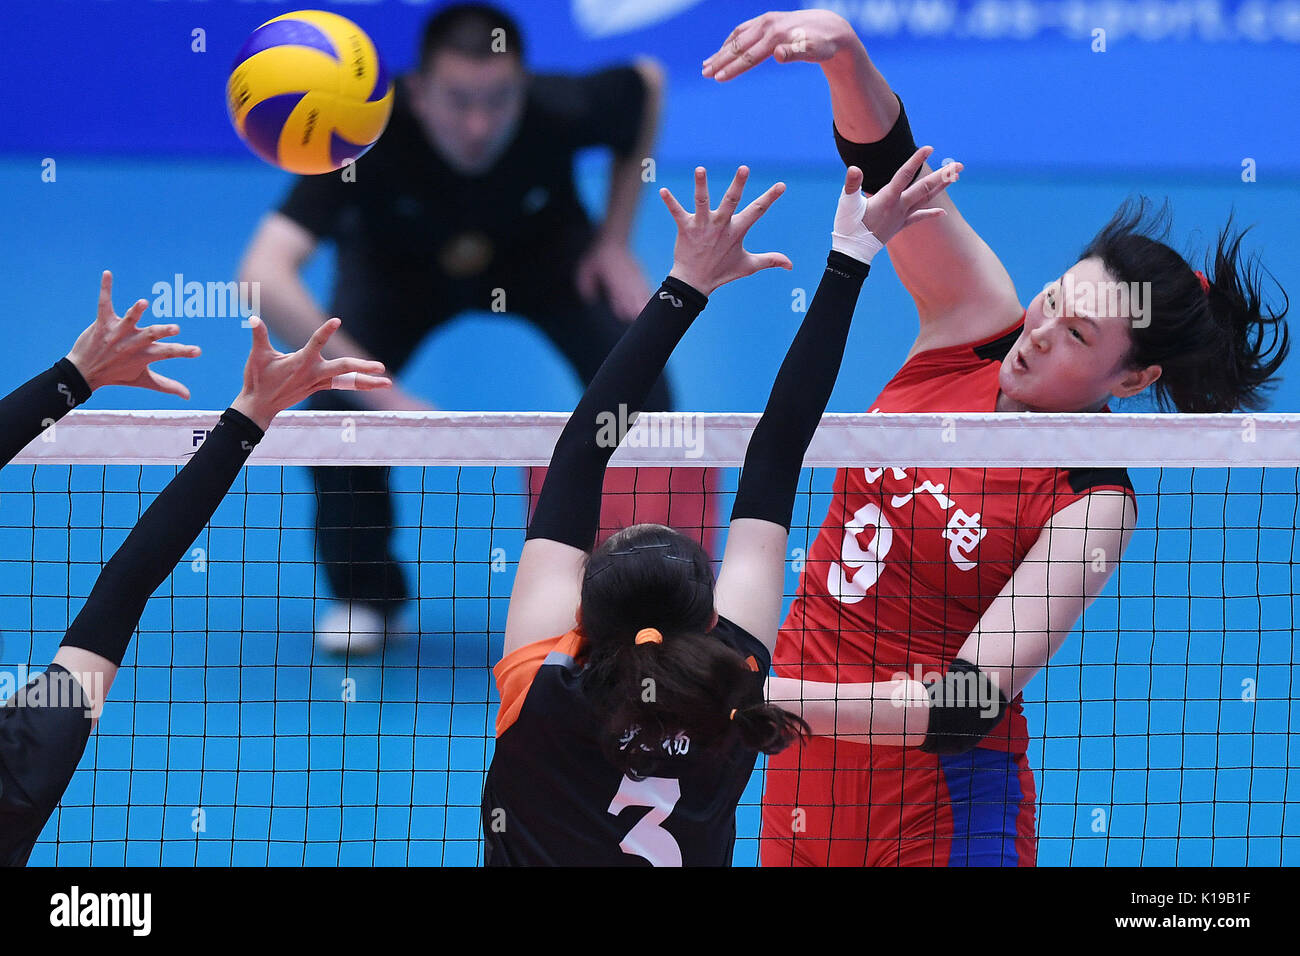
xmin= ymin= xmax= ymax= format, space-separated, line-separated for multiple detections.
xmin=3 ymin=410 xmax=1298 ymax=866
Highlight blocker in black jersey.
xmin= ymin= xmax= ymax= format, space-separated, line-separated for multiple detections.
xmin=0 ymin=403 xmax=264 ymax=866
xmin=0 ymin=666 xmax=92 ymax=867
xmin=483 ymin=617 xmax=771 ymax=867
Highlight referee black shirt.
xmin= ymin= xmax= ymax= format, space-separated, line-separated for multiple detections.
xmin=276 ymin=66 xmax=649 ymax=358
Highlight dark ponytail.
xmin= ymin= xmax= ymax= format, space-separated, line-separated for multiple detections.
xmin=1079 ymin=197 xmax=1289 ymax=412
xmin=729 ymin=700 xmax=808 ymax=755
xmin=577 ymin=523 xmax=807 ymax=777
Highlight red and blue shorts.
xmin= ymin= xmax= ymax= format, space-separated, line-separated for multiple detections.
xmin=760 ymin=735 xmax=1037 ymax=866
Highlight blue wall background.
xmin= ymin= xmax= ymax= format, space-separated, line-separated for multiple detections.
xmin=3 ymin=0 xmax=1299 ymax=173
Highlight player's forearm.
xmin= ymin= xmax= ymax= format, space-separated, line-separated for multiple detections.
xmin=598 ymin=59 xmax=663 ymax=244
xmin=821 ymin=37 xmax=899 ymax=143
xmin=526 ymin=276 xmax=705 ymax=550
xmin=600 ymin=156 xmax=646 ymax=245
xmin=0 ymin=359 xmax=92 ymax=470
xmin=732 ymin=252 xmax=867 ymax=530
xmin=766 ymin=676 xmax=929 ymax=744
xmin=58 ymin=408 xmax=264 ymax=668
xmin=49 ymin=645 xmax=116 ymax=723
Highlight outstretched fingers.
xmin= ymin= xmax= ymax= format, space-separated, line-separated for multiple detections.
xmin=901 ymin=207 xmax=948 ymax=228
xmin=900 ymin=159 xmax=961 ymax=209
xmin=324 ymin=371 xmax=392 ymax=393
xmin=844 ymin=165 xmax=865 ymax=196
xmin=247 ymin=315 xmax=276 ymax=356
xmin=352 ymin=374 xmax=393 ymax=391
xmin=748 ymin=250 xmax=794 ymax=273
xmin=140 ymin=368 xmax=190 ymax=401
xmin=692 ymin=166 xmax=710 ymax=214
xmin=140 ymin=322 xmax=181 ymax=342
xmin=717 ymin=166 xmax=750 ymax=215
xmin=303 ymin=316 xmax=342 ymax=357
xmin=96 ymin=271 xmax=115 ymax=322
xmin=702 ymin=17 xmax=757 ymax=75
xmin=659 ymin=186 xmax=689 ymax=226
xmin=121 ymin=298 xmax=151 ymax=329
xmin=703 ymin=18 xmax=770 ymax=80
xmin=144 ymin=341 xmax=202 ymax=362
xmin=321 ymin=356 xmax=387 ymax=379
xmin=734 ymin=180 xmax=787 ymax=232
xmin=887 ymin=145 xmax=936 ymax=195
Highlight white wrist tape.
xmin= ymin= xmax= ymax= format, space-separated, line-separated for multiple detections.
xmin=830 ymin=188 xmax=884 ymax=265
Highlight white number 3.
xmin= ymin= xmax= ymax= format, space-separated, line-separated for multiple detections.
xmin=607 ymin=775 xmax=682 ymax=866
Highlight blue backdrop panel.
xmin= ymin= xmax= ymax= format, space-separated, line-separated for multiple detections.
xmin=2 ymin=0 xmax=1298 ymax=171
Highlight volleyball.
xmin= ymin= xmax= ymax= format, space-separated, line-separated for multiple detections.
xmin=226 ymin=10 xmax=393 ymax=175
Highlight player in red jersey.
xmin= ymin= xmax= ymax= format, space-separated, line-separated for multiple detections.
xmin=704 ymin=9 xmax=1290 ymax=866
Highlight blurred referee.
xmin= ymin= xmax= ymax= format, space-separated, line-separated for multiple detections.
xmin=238 ymin=2 xmax=713 ymax=656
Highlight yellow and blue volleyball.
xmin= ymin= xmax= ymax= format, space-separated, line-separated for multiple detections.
xmin=227 ymin=10 xmax=393 ymax=175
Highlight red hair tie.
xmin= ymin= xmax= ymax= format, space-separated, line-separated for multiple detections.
xmin=1194 ymin=269 xmax=1210 ymax=295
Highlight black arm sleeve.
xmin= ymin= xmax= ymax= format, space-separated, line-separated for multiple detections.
xmin=0 ymin=359 xmax=92 ymax=470
xmin=731 ymin=252 xmax=870 ymax=531
xmin=526 ymin=276 xmax=707 ymax=551
xmin=58 ymin=408 xmax=265 ymax=666
xmin=832 ymin=92 xmax=921 ymax=194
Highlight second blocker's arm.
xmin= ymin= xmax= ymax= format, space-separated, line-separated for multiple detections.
xmin=731 ymin=251 xmax=868 ymax=531
xmin=0 ymin=360 xmax=91 ymax=470
xmin=526 ymin=276 xmax=706 ymax=552
xmin=58 ymin=409 xmax=265 ymax=669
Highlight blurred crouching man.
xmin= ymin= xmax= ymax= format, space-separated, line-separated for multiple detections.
xmin=238 ymin=2 xmax=718 ymax=654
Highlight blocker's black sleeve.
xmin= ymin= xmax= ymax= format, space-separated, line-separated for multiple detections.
xmin=732 ymin=252 xmax=870 ymax=531
xmin=527 ymin=276 xmax=706 ymax=552
xmin=58 ymin=408 xmax=265 ymax=667
xmin=0 ymin=665 xmax=94 ymax=867
xmin=0 ymin=359 xmax=92 ymax=469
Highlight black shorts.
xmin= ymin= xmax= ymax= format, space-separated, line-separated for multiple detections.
xmin=0 ymin=664 xmax=93 ymax=866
